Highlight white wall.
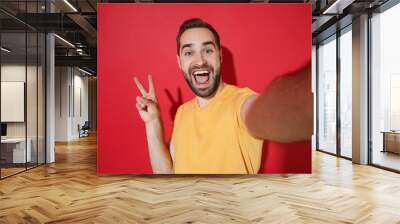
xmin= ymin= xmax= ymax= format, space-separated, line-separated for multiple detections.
xmin=72 ymin=73 xmax=89 ymax=138
xmin=1 ymin=65 xmax=26 ymax=131
xmin=1 ymin=63 xmax=46 ymax=164
xmin=1 ymin=65 xmax=39 ymax=137
xmin=55 ymin=66 xmax=70 ymax=141
xmin=55 ymin=67 xmax=89 ymax=141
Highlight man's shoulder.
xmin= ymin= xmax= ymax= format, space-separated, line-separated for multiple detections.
xmin=181 ymin=98 xmax=196 ymax=109
xmin=175 ymin=98 xmax=196 ymax=115
xmin=226 ymin=84 xmax=257 ymax=98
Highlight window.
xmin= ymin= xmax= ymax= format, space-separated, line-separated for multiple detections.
xmin=339 ymin=27 xmax=352 ymax=158
xmin=317 ymin=35 xmax=337 ymax=154
xmin=371 ymin=2 xmax=400 ymax=171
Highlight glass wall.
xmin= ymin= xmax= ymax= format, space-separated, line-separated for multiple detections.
xmin=1 ymin=31 xmax=28 ymax=177
xmin=27 ymin=31 xmax=38 ymax=170
xmin=317 ymin=35 xmax=337 ymax=154
xmin=0 ymin=1 xmax=46 ymax=179
xmin=339 ymin=27 xmax=352 ymax=158
xmin=371 ymin=2 xmax=400 ymax=171
xmin=316 ymin=24 xmax=354 ymax=159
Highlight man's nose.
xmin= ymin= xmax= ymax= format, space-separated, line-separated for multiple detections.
xmin=193 ymin=52 xmax=206 ymax=66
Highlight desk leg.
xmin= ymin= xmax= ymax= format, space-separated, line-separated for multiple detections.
xmin=382 ymin=133 xmax=386 ymax=153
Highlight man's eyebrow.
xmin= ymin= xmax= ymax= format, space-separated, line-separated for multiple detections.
xmin=181 ymin=43 xmax=193 ymax=51
xmin=202 ymin=41 xmax=216 ymax=47
xmin=180 ymin=41 xmax=216 ymax=52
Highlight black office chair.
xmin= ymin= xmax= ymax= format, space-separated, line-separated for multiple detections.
xmin=79 ymin=121 xmax=90 ymax=138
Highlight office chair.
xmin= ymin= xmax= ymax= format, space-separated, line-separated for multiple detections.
xmin=79 ymin=121 xmax=90 ymax=138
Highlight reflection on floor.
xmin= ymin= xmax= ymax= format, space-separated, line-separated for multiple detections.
xmin=0 ymin=167 xmax=25 ymax=178
xmin=0 ymin=162 xmax=42 ymax=179
xmin=373 ymin=150 xmax=400 ymax=171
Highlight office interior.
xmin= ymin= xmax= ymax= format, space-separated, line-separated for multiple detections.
xmin=0 ymin=0 xmax=399 ymax=222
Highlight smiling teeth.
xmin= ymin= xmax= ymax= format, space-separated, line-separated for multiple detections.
xmin=193 ymin=71 xmax=209 ymax=75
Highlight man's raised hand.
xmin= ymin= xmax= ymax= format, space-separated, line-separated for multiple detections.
xmin=134 ymin=75 xmax=160 ymax=123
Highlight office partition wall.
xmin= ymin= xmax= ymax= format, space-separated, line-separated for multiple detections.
xmin=0 ymin=1 xmax=47 ymax=179
xmin=0 ymin=31 xmax=27 ymax=177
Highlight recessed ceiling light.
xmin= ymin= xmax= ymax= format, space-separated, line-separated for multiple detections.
xmin=54 ymin=34 xmax=75 ymax=48
xmin=63 ymin=0 xmax=78 ymax=12
xmin=323 ymin=0 xmax=355 ymax=15
xmin=78 ymin=67 xmax=93 ymax=76
xmin=1 ymin=47 xmax=11 ymax=53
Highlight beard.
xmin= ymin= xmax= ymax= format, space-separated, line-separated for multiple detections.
xmin=183 ymin=64 xmax=221 ymax=98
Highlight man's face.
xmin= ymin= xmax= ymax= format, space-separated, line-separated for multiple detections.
xmin=177 ymin=27 xmax=222 ymax=98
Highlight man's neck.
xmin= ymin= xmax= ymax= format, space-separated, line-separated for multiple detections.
xmin=196 ymin=82 xmax=225 ymax=108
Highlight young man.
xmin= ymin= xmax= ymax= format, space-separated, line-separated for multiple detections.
xmin=134 ymin=18 xmax=312 ymax=174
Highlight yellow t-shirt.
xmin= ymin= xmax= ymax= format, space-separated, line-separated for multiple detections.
xmin=171 ymin=84 xmax=263 ymax=174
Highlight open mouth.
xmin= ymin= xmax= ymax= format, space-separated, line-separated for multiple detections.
xmin=192 ymin=70 xmax=210 ymax=87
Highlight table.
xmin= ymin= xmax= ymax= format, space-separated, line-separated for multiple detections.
xmin=1 ymin=138 xmax=32 ymax=163
xmin=381 ymin=131 xmax=400 ymax=154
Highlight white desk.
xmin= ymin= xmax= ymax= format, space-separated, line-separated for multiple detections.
xmin=1 ymin=138 xmax=31 ymax=163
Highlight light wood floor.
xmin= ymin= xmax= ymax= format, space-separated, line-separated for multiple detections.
xmin=1 ymin=167 xmax=25 ymax=178
xmin=0 ymin=135 xmax=400 ymax=224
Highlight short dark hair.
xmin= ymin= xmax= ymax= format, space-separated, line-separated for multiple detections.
xmin=176 ymin=18 xmax=221 ymax=55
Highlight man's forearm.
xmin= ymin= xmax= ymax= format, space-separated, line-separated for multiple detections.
xmin=145 ymin=119 xmax=174 ymax=174
xmin=245 ymin=63 xmax=313 ymax=143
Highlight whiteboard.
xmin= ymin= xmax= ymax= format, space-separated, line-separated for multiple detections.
xmin=1 ymin=82 xmax=25 ymax=122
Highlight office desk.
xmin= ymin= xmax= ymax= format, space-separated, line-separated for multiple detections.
xmin=381 ymin=131 xmax=400 ymax=154
xmin=1 ymin=138 xmax=31 ymax=163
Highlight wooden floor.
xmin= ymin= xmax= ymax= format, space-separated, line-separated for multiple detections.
xmin=1 ymin=135 xmax=400 ymax=223
xmin=1 ymin=167 xmax=26 ymax=178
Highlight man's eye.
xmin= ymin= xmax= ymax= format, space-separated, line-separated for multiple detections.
xmin=206 ymin=49 xmax=214 ymax=54
xmin=184 ymin=51 xmax=193 ymax=56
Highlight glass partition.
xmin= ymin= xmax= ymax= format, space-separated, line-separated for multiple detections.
xmin=1 ymin=30 xmax=28 ymax=177
xmin=317 ymin=35 xmax=337 ymax=154
xmin=0 ymin=1 xmax=46 ymax=179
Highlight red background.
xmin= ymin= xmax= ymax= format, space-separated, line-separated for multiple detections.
xmin=98 ymin=3 xmax=312 ymax=174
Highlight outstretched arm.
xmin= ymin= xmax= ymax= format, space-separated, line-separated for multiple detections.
xmin=241 ymin=63 xmax=313 ymax=143
xmin=134 ymin=75 xmax=174 ymax=174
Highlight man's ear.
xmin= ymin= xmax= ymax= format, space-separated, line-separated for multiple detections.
xmin=176 ymin=54 xmax=182 ymax=69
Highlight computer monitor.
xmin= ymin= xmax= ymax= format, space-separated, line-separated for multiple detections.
xmin=1 ymin=123 xmax=7 ymax=137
